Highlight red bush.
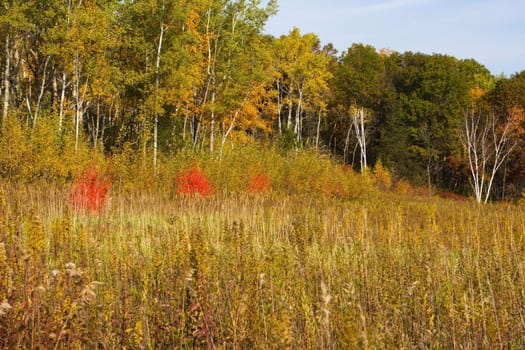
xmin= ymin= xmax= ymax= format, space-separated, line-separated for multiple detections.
xmin=70 ymin=167 xmax=111 ymax=213
xmin=176 ymin=166 xmax=213 ymax=197
xmin=248 ymin=173 xmax=271 ymax=194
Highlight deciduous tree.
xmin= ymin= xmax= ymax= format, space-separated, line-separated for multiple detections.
xmin=462 ymin=109 xmax=519 ymax=202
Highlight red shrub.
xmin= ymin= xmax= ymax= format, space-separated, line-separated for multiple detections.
xmin=248 ymin=173 xmax=271 ymax=194
xmin=176 ymin=166 xmax=213 ymax=197
xmin=70 ymin=167 xmax=111 ymax=213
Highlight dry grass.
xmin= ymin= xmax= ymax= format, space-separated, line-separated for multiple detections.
xmin=1 ymin=183 xmax=525 ymax=349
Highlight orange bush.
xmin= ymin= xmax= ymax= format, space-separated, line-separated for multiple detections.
xmin=176 ymin=166 xmax=213 ymax=197
xmin=248 ymin=173 xmax=271 ymax=194
xmin=70 ymin=167 xmax=111 ymax=213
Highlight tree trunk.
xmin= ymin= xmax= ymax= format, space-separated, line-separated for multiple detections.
xmin=73 ymin=49 xmax=85 ymax=153
xmin=153 ymin=21 xmax=165 ymax=175
xmin=142 ymin=119 xmax=147 ymax=170
xmin=26 ymin=91 xmax=33 ymax=125
xmin=93 ymin=100 xmax=101 ymax=149
xmin=59 ymin=71 xmax=66 ymax=132
xmin=287 ymin=92 xmax=293 ymax=130
xmin=33 ymin=56 xmax=50 ymax=129
xmin=210 ymin=91 xmax=215 ymax=153
xmin=2 ymin=34 xmax=10 ymax=127
xmin=343 ymin=123 xmax=352 ymax=164
xmin=220 ymin=110 xmax=239 ymax=159
xmin=360 ymin=109 xmax=367 ymax=170
xmin=277 ymin=80 xmax=282 ymax=134
xmin=352 ymin=108 xmax=367 ymax=172
xmin=294 ymin=89 xmax=303 ymax=142
xmin=191 ymin=115 xmax=199 ymax=147
xmin=74 ymin=53 xmax=80 ymax=151
xmin=13 ymin=42 xmax=20 ymax=106
xmin=52 ymin=71 xmax=58 ymax=108
xmin=315 ymin=108 xmax=322 ymax=150
xmin=183 ymin=102 xmax=188 ymax=143
xmin=463 ymin=110 xmax=516 ymax=203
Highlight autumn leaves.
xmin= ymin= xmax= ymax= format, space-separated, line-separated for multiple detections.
xmin=70 ymin=165 xmax=271 ymax=213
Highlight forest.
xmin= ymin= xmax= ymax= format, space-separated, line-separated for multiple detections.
xmin=2 ymin=0 xmax=525 ymax=348
xmin=0 ymin=0 xmax=524 ymax=200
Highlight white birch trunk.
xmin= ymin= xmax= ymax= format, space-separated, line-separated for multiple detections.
xmin=153 ymin=20 xmax=165 ymax=175
xmin=315 ymin=108 xmax=322 ymax=150
xmin=2 ymin=34 xmax=10 ymax=126
xmin=463 ymin=110 xmax=516 ymax=203
xmin=360 ymin=109 xmax=367 ymax=170
xmin=183 ymin=102 xmax=188 ymax=142
xmin=59 ymin=71 xmax=66 ymax=132
xmin=33 ymin=56 xmax=50 ymax=128
xmin=352 ymin=108 xmax=367 ymax=172
xmin=73 ymin=50 xmax=81 ymax=152
xmin=210 ymin=91 xmax=215 ymax=153
xmin=219 ymin=109 xmax=239 ymax=159
xmin=287 ymin=92 xmax=293 ymax=130
xmin=294 ymin=89 xmax=303 ymax=142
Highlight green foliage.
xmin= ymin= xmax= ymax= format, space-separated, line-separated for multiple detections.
xmin=335 ymin=43 xmax=385 ymax=110
xmin=486 ymin=71 xmax=525 ymax=198
xmin=376 ymin=53 xmax=489 ymax=186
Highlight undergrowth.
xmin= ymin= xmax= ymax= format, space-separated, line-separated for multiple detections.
xmin=0 ymin=181 xmax=524 ymax=348
xmin=0 ymin=145 xmax=524 ymax=348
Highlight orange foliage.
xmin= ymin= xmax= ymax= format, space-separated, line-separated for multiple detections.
xmin=176 ymin=166 xmax=213 ymax=197
xmin=508 ymin=106 xmax=525 ymax=135
xmin=248 ymin=173 xmax=271 ymax=194
xmin=70 ymin=167 xmax=111 ymax=214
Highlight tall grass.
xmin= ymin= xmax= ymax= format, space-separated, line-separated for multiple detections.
xmin=1 ymin=178 xmax=525 ymax=348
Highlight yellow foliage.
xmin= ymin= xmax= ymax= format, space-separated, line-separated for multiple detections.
xmin=373 ymin=159 xmax=392 ymax=191
xmin=0 ymin=117 xmax=99 ymax=183
xmin=24 ymin=211 xmax=46 ymax=260
xmin=469 ymin=87 xmax=487 ymax=105
xmin=393 ymin=179 xmax=415 ymax=196
xmin=0 ymin=242 xmax=12 ymax=300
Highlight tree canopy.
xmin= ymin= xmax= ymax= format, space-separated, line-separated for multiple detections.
xmin=1 ymin=0 xmax=524 ymax=200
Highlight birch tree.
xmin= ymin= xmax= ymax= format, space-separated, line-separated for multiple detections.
xmin=191 ymin=0 xmax=277 ymax=153
xmin=121 ymin=0 xmax=198 ymax=171
xmin=352 ymin=107 xmax=367 ymax=171
xmin=462 ymin=109 xmax=517 ymax=203
xmin=332 ymin=44 xmax=384 ymax=171
xmin=0 ymin=0 xmax=34 ymax=127
xmin=274 ymin=28 xmax=331 ymax=144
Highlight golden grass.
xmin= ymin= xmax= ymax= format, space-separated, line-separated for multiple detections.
xmin=1 ymin=183 xmax=525 ymax=348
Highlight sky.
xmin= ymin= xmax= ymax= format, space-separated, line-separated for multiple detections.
xmin=264 ymin=0 xmax=525 ymax=76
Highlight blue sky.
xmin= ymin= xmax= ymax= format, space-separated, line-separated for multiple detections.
xmin=264 ymin=0 xmax=524 ymax=76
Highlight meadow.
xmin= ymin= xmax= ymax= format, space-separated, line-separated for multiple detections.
xmin=1 ymin=148 xmax=524 ymax=349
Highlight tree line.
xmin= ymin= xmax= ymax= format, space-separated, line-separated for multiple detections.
xmin=1 ymin=0 xmax=524 ymax=200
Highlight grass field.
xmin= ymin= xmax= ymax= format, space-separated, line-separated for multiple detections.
xmin=1 ymin=178 xmax=525 ymax=349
